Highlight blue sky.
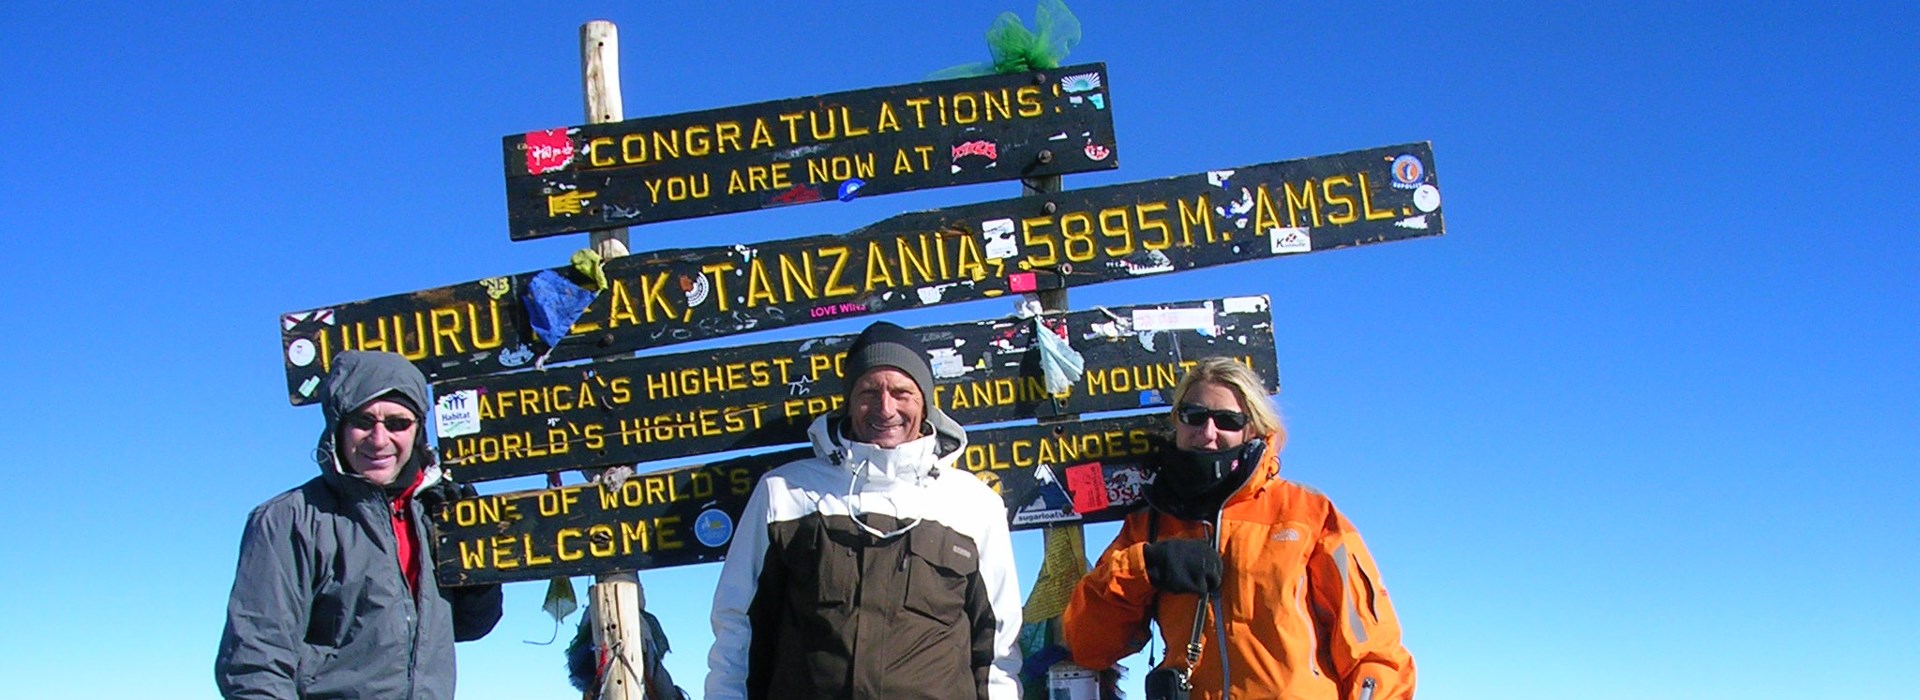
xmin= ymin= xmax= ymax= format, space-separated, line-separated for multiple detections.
xmin=2 ymin=2 xmax=1914 ymax=699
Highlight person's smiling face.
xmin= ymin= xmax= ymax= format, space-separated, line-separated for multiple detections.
xmin=847 ymin=368 xmax=925 ymax=448
xmin=1174 ymin=381 xmax=1249 ymax=452
xmin=340 ymin=399 xmax=418 ymax=486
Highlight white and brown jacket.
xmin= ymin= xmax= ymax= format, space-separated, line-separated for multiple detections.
xmin=705 ymin=410 xmax=1022 ymax=700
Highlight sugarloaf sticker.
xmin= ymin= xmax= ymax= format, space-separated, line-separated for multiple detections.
xmin=1010 ymin=464 xmax=1080 ymax=526
xmin=1390 ymin=154 xmax=1425 ymax=189
xmin=435 ymin=389 xmax=482 ymax=438
xmin=694 ymin=508 xmax=734 ymax=548
xmin=524 ymin=128 xmax=575 ymax=176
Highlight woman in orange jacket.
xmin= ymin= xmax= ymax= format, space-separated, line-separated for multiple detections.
xmin=1063 ymin=358 xmax=1415 ymax=700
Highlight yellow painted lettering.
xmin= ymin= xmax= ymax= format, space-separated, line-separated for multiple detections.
xmin=588 ymin=137 xmax=615 ymax=167
xmin=863 ymin=240 xmax=895 ymax=292
xmin=715 ymin=121 xmax=742 ymax=153
xmin=1177 ymin=195 xmax=1214 ymax=246
xmin=819 ymin=246 xmax=855 ymax=296
xmin=745 ymin=256 xmax=779 ymax=307
xmin=778 ymin=250 xmax=817 ymax=301
xmin=1321 ymin=175 xmax=1357 ymax=225
xmin=1285 ymin=180 xmax=1320 ymax=228
xmin=1358 ymin=172 xmax=1396 ymax=221
xmin=1015 ymin=86 xmax=1043 ymax=117
xmin=701 ymin=262 xmax=735 ymax=312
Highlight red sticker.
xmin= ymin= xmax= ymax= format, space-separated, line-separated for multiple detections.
xmin=1065 ymin=462 xmax=1110 ymax=514
xmin=1008 ymin=272 xmax=1037 ymax=293
xmin=524 ymin=128 xmax=575 ymax=175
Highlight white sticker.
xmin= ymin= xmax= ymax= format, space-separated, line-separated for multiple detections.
xmin=684 ymin=273 xmax=711 ymax=307
xmin=287 ymin=338 xmax=316 ymax=367
xmin=1222 ymin=296 xmax=1269 ymax=314
xmin=1131 ymin=308 xmax=1216 ymax=332
xmin=929 ymin=348 xmax=967 ymax=379
xmin=1395 ymin=215 xmax=1429 ymax=230
xmin=918 ymin=283 xmax=960 ymax=305
xmin=435 ymin=389 xmax=482 ymax=438
xmin=1413 ymin=184 xmax=1441 ymax=212
xmin=1117 ymin=250 xmax=1174 ymax=276
xmin=1270 ymin=227 xmax=1312 ymax=254
xmin=1011 ymin=504 xmax=1082 ymax=527
xmin=1207 ymin=170 xmax=1235 ymax=187
xmin=981 ymin=218 xmax=1018 ymax=259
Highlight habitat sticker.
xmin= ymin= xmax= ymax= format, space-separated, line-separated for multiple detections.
xmin=435 ymin=390 xmax=482 ymax=438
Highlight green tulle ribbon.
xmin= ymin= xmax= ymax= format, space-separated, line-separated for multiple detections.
xmin=931 ymin=0 xmax=1083 ymax=78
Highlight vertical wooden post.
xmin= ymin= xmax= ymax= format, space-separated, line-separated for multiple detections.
xmin=590 ymin=571 xmax=646 ymax=700
xmin=1025 ymin=154 xmax=1096 ymax=697
xmin=1022 ymin=174 xmax=1065 ymax=311
xmin=580 ymin=19 xmax=642 ymax=700
xmin=581 ymin=20 xmax=631 ymax=259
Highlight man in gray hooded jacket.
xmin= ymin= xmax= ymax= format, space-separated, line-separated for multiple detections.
xmin=217 ymin=351 xmax=502 ymax=699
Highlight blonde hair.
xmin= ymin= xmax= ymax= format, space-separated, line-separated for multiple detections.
xmin=1169 ymin=357 xmax=1286 ymax=448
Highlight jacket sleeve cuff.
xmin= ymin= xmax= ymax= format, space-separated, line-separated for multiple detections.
xmin=1344 ymin=660 xmax=1412 ymax=700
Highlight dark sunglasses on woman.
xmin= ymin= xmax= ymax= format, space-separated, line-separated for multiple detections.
xmin=1176 ymin=403 xmax=1248 ymax=431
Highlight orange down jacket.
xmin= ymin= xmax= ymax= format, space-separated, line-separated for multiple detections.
xmin=1063 ymin=434 xmax=1414 ymax=700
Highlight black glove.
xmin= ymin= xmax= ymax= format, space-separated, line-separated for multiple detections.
xmin=418 ymin=478 xmax=477 ymax=514
xmin=1143 ymin=538 xmax=1222 ymax=595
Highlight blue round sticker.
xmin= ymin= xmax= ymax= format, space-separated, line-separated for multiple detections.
xmin=694 ymin=508 xmax=734 ymax=548
xmin=1390 ymin=154 xmax=1425 ymax=187
xmin=836 ymin=178 xmax=866 ymax=202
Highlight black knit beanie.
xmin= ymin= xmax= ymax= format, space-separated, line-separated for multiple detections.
xmin=842 ymin=321 xmax=935 ymax=418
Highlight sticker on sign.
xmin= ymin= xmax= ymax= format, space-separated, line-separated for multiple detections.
xmin=1131 ymin=307 xmax=1216 ymax=332
xmin=434 ymin=390 xmax=482 ymax=438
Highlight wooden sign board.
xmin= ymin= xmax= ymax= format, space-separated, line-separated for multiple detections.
xmin=504 ymin=63 xmax=1120 ymax=240
xmin=281 ymin=142 xmax=1441 ymax=405
xmin=434 ymin=412 xmax=1168 ymax=586
xmin=435 ymin=297 xmax=1277 ymax=482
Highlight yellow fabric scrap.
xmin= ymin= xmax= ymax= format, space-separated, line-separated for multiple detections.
xmin=570 ymin=249 xmax=608 ymax=292
xmin=1022 ymin=524 xmax=1089 ymax=622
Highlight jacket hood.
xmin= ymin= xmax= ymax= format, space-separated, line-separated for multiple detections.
xmin=807 ymin=406 xmax=967 ymax=485
xmin=314 ymin=351 xmax=440 ymax=495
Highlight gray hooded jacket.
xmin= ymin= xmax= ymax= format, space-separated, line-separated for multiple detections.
xmin=216 ymin=351 xmax=501 ymax=699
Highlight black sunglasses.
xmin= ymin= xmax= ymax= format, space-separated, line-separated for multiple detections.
xmin=345 ymin=413 xmax=417 ymax=433
xmin=1176 ymin=403 xmax=1248 ymax=431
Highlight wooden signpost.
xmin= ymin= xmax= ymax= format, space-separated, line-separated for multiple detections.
xmin=435 ymin=412 xmax=1168 ymax=586
xmin=279 ymin=142 xmax=1441 ymax=405
xmin=434 ymin=297 xmax=1277 ymax=482
xmin=268 ymin=17 xmax=1449 ymax=700
xmin=505 ymin=63 xmax=1120 ymax=240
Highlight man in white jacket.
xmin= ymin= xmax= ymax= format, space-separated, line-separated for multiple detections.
xmin=706 ymin=321 xmax=1022 ymax=700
